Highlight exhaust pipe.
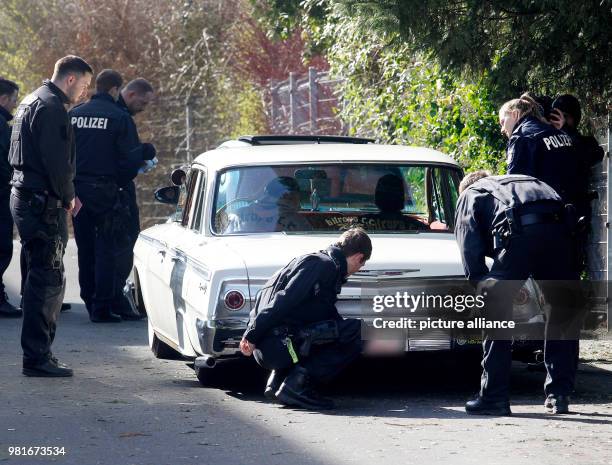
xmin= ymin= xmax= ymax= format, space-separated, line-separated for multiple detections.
xmin=195 ymin=355 xmax=216 ymax=370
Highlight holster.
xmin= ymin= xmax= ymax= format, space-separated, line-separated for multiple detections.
xmin=297 ymin=320 xmax=340 ymax=357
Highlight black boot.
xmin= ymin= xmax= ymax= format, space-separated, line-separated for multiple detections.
xmin=275 ymin=366 xmax=334 ymax=410
xmin=0 ymin=293 xmax=22 ymax=318
xmin=465 ymin=396 xmax=511 ymax=416
xmin=545 ymin=394 xmax=569 ymax=414
xmin=264 ymin=370 xmax=288 ymax=400
xmin=60 ymin=303 xmax=71 ymax=312
xmin=23 ymin=358 xmax=73 ymax=377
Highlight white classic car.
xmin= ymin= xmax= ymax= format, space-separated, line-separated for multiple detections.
xmin=129 ymin=135 xmax=545 ymax=385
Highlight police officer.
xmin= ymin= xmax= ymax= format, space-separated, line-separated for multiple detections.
xmin=239 ymin=227 xmax=370 ymax=410
xmin=455 ymin=171 xmax=583 ymax=415
xmin=114 ymin=78 xmax=156 ymax=316
xmin=70 ymin=69 xmax=145 ymax=322
xmin=550 ymin=95 xmax=605 ymax=257
xmin=0 ymin=78 xmax=21 ymax=317
xmin=9 ymin=56 xmax=92 ymax=377
xmin=499 ymin=93 xmax=581 ymax=206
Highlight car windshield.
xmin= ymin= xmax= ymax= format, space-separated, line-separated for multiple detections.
xmin=212 ymin=163 xmax=461 ymax=235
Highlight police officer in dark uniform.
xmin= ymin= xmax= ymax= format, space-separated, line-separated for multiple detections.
xmin=550 ymin=94 xmax=605 ymax=269
xmin=9 ymin=56 xmax=92 ymax=377
xmin=0 ymin=78 xmax=21 ymax=317
xmin=239 ymin=228 xmax=370 ymax=410
xmin=499 ymin=94 xmax=581 ymax=206
xmin=455 ymin=171 xmax=582 ymax=415
xmin=70 ymin=69 xmax=145 ymax=322
xmin=114 ymin=78 xmax=156 ymax=316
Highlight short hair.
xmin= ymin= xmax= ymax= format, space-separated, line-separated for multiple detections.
xmin=334 ymin=227 xmax=372 ymax=261
xmin=0 ymin=78 xmax=19 ymax=97
xmin=499 ymin=93 xmax=545 ymax=123
xmin=53 ymin=55 xmax=93 ymax=79
xmin=552 ymin=94 xmax=581 ymax=126
xmin=124 ymin=78 xmax=154 ymax=95
xmin=459 ymin=170 xmax=491 ymax=193
xmin=95 ymin=69 xmax=123 ymax=94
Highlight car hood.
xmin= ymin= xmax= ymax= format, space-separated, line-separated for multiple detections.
xmin=222 ymin=233 xmax=464 ymax=280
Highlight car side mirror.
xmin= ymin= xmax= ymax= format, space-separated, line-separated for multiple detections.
xmin=155 ymin=186 xmax=180 ymax=205
xmin=171 ymin=168 xmax=187 ymax=186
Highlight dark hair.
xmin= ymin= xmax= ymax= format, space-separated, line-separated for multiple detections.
xmin=53 ymin=55 xmax=93 ymax=79
xmin=124 ymin=78 xmax=154 ymax=95
xmin=459 ymin=170 xmax=491 ymax=193
xmin=552 ymin=94 xmax=581 ymax=126
xmin=0 ymin=78 xmax=19 ymax=97
xmin=334 ymin=227 xmax=372 ymax=261
xmin=95 ymin=69 xmax=123 ymax=94
xmin=527 ymin=93 xmax=553 ymax=119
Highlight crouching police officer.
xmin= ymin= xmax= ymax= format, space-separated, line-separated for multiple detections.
xmin=240 ymin=227 xmax=371 ymax=410
xmin=10 ymin=56 xmax=92 ymax=377
xmin=455 ymin=171 xmax=583 ymax=415
xmin=70 ymin=69 xmax=145 ymax=322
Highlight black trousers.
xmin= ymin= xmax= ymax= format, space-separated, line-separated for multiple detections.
xmin=113 ymin=185 xmax=139 ymax=312
xmin=478 ymin=223 xmax=583 ymax=402
xmin=0 ymin=189 xmax=13 ymax=296
xmin=73 ymin=181 xmax=118 ymax=316
xmin=253 ymin=318 xmax=362 ymax=384
xmin=10 ymin=190 xmax=65 ymax=366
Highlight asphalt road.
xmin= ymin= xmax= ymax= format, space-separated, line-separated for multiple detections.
xmin=1 ymin=240 xmax=611 ymax=465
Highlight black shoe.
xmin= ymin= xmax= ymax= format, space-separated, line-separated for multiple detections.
xmin=60 ymin=303 xmax=71 ymax=312
xmin=0 ymin=294 xmax=22 ymax=318
xmin=264 ymin=370 xmax=288 ymax=400
xmin=545 ymin=394 xmax=569 ymax=414
xmin=23 ymin=358 xmax=73 ymax=377
xmin=90 ymin=312 xmax=122 ymax=323
xmin=465 ymin=396 xmax=511 ymax=416
xmin=275 ymin=366 xmax=334 ymax=410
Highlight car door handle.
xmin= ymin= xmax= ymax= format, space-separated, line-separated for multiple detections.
xmin=170 ymin=256 xmax=182 ymax=262
xmin=157 ymin=250 xmax=166 ymax=257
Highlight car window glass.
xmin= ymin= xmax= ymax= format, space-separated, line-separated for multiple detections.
xmin=181 ymin=170 xmax=201 ymax=227
xmin=212 ymin=163 xmax=461 ymax=235
xmin=191 ymin=169 xmax=207 ymax=232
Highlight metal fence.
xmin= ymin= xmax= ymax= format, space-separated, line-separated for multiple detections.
xmin=588 ymin=115 xmax=611 ymax=332
xmin=269 ymin=67 xmax=345 ymax=135
xmin=135 ymin=94 xmax=218 ymax=229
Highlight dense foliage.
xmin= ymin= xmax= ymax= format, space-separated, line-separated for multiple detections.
xmin=338 ymin=0 xmax=612 ymax=117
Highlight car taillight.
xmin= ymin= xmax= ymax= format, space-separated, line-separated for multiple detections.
xmin=224 ymin=290 xmax=245 ymax=311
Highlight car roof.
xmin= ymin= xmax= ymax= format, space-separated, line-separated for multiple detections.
xmin=193 ymin=143 xmax=459 ymax=171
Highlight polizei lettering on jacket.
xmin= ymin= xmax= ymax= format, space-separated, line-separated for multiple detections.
xmin=543 ymin=134 xmax=573 ymax=151
xmin=71 ymin=116 xmax=108 ymax=130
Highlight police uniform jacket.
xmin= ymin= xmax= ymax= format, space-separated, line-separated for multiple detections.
xmin=70 ymin=92 xmax=143 ymax=186
xmin=243 ymin=246 xmax=347 ymax=344
xmin=506 ymin=115 xmax=580 ymax=205
xmin=0 ymin=105 xmax=12 ymax=191
xmin=454 ymin=175 xmax=563 ymax=282
xmin=565 ymin=126 xmax=604 ymax=219
xmin=9 ymin=80 xmax=75 ymax=207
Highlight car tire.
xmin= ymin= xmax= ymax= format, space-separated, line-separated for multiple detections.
xmin=148 ymin=319 xmax=183 ymax=360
